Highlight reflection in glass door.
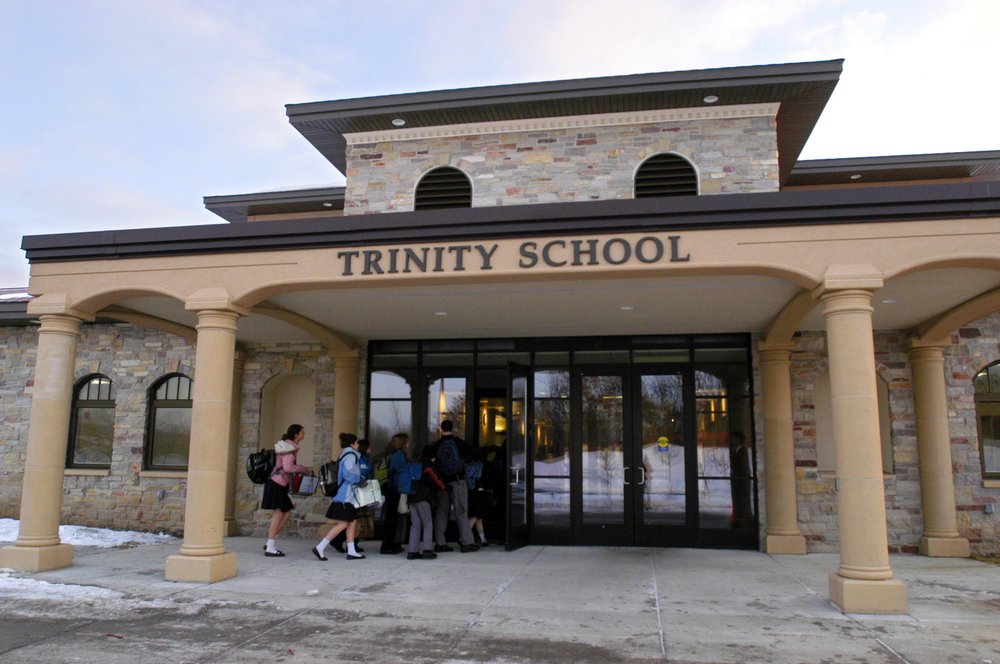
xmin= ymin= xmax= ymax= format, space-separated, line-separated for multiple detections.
xmin=506 ymin=364 xmax=530 ymax=550
xmin=580 ymin=374 xmax=625 ymax=528
xmin=637 ymin=373 xmax=686 ymax=528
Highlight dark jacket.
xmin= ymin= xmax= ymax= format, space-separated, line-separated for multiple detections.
xmin=411 ymin=462 xmax=446 ymax=505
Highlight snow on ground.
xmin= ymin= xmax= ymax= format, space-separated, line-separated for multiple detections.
xmin=0 ymin=519 xmax=210 ymax=618
xmin=0 ymin=518 xmax=176 ymax=547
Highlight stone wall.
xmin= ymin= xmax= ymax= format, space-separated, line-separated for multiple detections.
xmin=765 ymin=315 xmax=1000 ymax=555
xmin=344 ymin=116 xmax=778 ymax=214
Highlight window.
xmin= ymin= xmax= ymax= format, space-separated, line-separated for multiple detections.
xmin=368 ymin=371 xmax=413 ymax=458
xmin=974 ymin=362 xmax=1000 ymax=478
xmin=146 ymin=374 xmax=193 ymax=470
xmin=634 ymin=153 xmax=698 ymax=198
xmin=67 ymin=374 xmax=115 ymax=468
xmin=414 ymin=166 xmax=472 ymax=210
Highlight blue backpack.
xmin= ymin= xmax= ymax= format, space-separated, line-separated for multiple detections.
xmin=437 ymin=438 xmax=464 ymax=476
xmin=465 ymin=459 xmax=483 ymax=489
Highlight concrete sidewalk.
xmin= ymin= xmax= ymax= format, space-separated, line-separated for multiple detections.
xmin=2 ymin=537 xmax=999 ymax=663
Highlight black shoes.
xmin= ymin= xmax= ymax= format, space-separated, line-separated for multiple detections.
xmin=433 ymin=544 xmax=453 ymax=553
xmin=407 ymin=551 xmax=438 ymax=560
xmin=264 ymin=550 xmax=285 ymax=557
xmin=347 ymin=553 xmax=366 ymax=560
xmin=460 ymin=544 xmax=480 ymax=553
xmin=311 ymin=547 xmax=328 ymax=561
xmin=380 ymin=545 xmax=403 ymax=555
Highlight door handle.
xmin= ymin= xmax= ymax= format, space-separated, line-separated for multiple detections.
xmin=623 ymin=466 xmax=630 ymax=485
xmin=510 ymin=466 xmax=521 ymax=485
xmin=638 ymin=466 xmax=646 ymax=485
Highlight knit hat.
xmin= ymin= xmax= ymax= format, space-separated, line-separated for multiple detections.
xmin=275 ymin=440 xmax=296 ymax=454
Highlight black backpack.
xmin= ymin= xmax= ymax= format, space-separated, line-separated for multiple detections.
xmin=246 ymin=448 xmax=275 ymax=484
xmin=437 ymin=438 xmax=464 ymax=476
xmin=318 ymin=459 xmax=339 ymax=497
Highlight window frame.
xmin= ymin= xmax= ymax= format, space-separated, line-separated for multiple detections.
xmin=66 ymin=373 xmax=115 ymax=469
xmin=145 ymin=373 xmax=194 ymax=471
xmin=974 ymin=361 xmax=1000 ymax=480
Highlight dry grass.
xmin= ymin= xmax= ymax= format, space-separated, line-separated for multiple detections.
xmin=972 ymin=553 xmax=1000 ymax=566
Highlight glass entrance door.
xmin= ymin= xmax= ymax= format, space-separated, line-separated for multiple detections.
xmin=578 ymin=371 xmax=628 ymax=543
xmin=506 ymin=363 xmax=530 ymax=550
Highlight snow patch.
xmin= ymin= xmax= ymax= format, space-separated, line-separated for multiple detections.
xmin=0 ymin=518 xmax=176 ymax=547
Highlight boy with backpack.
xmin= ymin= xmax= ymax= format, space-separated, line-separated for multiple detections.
xmin=432 ymin=419 xmax=478 ymax=553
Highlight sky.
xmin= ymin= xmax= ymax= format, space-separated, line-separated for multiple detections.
xmin=1 ymin=0 xmax=998 ymax=287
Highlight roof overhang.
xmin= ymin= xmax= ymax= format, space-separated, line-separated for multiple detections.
xmin=204 ymin=186 xmax=345 ymax=223
xmin=788 ymin=151 xmax=1000 ymax=187
xmin=286 ymin=60 xmax=844 ymax=185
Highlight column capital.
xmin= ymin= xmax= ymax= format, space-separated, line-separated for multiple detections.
xmin=26 ymin=293 xmax=95 ymax=322
xmin=905 ymin=338 xmax=951 ymax=353
xmin=184 ymin=288 xmax=250 ymax=317
xmin=812 ymin=265 xmax=883 ymax=301
xmin=758 ymin=340 xmax=797 ymax=355
xmin=330 ymin=348 xmax=362 ymax=364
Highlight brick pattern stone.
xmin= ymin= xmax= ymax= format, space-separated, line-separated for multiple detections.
xmin=344 ymin=117 xmax=779 ymax=214
xmin=2 ymin=314 xmax=997 ymax=554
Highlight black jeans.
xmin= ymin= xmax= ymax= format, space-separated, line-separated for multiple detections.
xmin=381 ymin=488 xmax=402 ymax=551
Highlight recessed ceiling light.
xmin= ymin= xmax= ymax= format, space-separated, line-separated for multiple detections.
xmin=620 ymin=305 xmax=636 ymax=311
xmin=881 ymin=298 xmax=897 ymax=305
xmin=391 ymin=118 xmax=406 ymax=127
xmin=322 ymin=202 xmax=333 ymax=207
xmin=434 ymin=311 xmax=448 ymax=316
xmin=703 ymin=95 xmax=719 ymax=104
xmin=849 ymin=174 xmax=863 ymax=180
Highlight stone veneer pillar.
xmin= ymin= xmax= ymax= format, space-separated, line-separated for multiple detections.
xmin=331 ymin=351 xmax=361 ymax=456
xmin=0 ymin=313 xmax=87 ymax=572
xmin=165 ymin=309 xmax=241 ymax=583
xmin=907 ymin=342 xmax=971 ymax=557
xmin=222 ymin=353 xmax=245 ymax=537
xmin=758 ymin=342 xmax=807 ymax=554
xmin=819 ymin=279 xmax=907 ymax=613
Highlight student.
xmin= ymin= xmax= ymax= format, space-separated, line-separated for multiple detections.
xmin=432 ymin=419 xmax=478 ymax=553
xmin=407 ymin=445 xmax=444 ymax=559
xmin=332 ymin=439 xmax=371 ymax=553
xmin=261 ymin=424 xmax=311 ymax=557
xmin=312 ymin=433 xmax=366 ymax=561
xmin=466 ymin=454 xmax=489 ymax=546
xmin=381 ymin=433 xmax=411 ymax=554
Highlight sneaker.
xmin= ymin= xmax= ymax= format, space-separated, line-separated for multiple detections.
xmin=311 ymin=547 xmax=328 ymax=561
xmin=420 ymin=551 xmax=438 ymax=560
xmin=406 ymin=552 xmax=422 ymax=560
xmin=460 ymin=544 xmax=480 ymax=553
xmin=346 ymin=553 xmax=366 ymax=560
xmin=433 ymin=544 xmax=454 ymax=553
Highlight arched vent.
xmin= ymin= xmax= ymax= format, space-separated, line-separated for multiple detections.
xmin=415 ymin=167 xmax=472 ymax=210
xmin=634 ymin=153 xmax=698 ymax=198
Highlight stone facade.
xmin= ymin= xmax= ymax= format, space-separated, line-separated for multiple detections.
xmin=758 ymin=315 xmax=1000 ymax=555
xmin=2 ymin=313 xmax=998 ymax=552
xmin=344 ymin=116 xmax=778 ymax=214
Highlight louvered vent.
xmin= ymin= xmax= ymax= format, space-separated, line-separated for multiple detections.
xmin=414 ymin=167 xmax=472 ymax=210
xmin=634 ymin=154 xmax=698 ymax=198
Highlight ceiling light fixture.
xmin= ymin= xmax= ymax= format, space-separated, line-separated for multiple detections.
xmin=881 ymin=298 xmax=897 ymax=305
xmin=620 ymin=305 xmax=636 ymax=311
xmin=322 ymin=202 xmax=333 ymax=207
xmin=703 ymin=95 xmax=719 ymax=104
xmin=391 ymin=118 xmax=406 ymax=127
xmin=434 ymin=311 xmax=448 ymax=316
xmin=849 ymin=174 xmax=863 ymax=180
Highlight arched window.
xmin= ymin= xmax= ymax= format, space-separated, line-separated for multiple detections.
xmin=146 ymin=373 xmax=193 ymax=470
xmin=67 ymin=374 xmax=115 ymax=468
xmin=634 ymin=153 xmax=698 ymax=198
xmin=974 ymin=362 xmax=1000 ymax=478
xmin=414 ymin=166 xmax=472 ymax=210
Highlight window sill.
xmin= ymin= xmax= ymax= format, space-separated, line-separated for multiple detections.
xmin=140 ymin=470 xmax=188 ymax=479
xmin=984 ymin=479 xmax=1000 ymax=489
xmin=64 ymin=468 xmax=110 ymax=477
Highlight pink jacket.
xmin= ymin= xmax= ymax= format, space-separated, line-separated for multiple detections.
xmin=269 ymin=441 xmax=310 ymax=487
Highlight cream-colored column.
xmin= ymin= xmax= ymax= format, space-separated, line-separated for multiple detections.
xmin=331 ymin=350 xmax=361 ymax=457
xmin=818 ymin=273 xmax=907 ymax=614
xmin=222 ymin=353 xmax=245 ymax=537
xmin=0 ymin=312 xmax=89 ymax=572
xmin=165 ymin=307 xmax=243 ymax=583
xmin=759 ymin=342 xmax=807 ymax=554
xmin=908 ymin=342 xmax=970 ymax=557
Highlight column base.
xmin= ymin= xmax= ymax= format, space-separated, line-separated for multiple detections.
xmin=0 ymin=543 xmax=73 ymax=572
xmin=765 ymin=534 xmax=807 ymax=554
xmin=829 ymin=573 xmax=908 ymax=614
xmin=920 ymin=536 xmax=970 ymax=558
xmin=165 ymin=552 xmax=237 ymax=583
xmin=223 ymin=518 xmax=240 ymax=537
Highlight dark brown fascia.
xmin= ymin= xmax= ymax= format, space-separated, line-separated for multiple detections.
xmin=792 ymin=150 xmax=1000 ymax=176
xmin=22 ymin=180 xmax=1000 ymax=264
xmin=203 ymin=186 xmax=346 ymax=223
xmin=286 ymin=60 xmax=844 ymax=183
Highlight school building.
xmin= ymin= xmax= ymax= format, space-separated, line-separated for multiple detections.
xmin=2 ymin=59 xmax=999 ymax=613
